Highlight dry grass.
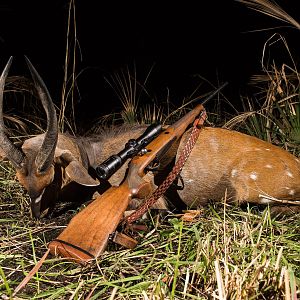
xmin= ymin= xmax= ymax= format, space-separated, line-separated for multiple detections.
xmin=227 ymin=1 xmax=300 ymax=156
xmin=236 ymin=0 xmax=300 ymax=31
xmin=1 ymin=159 xmax=300 ymax=299
xmin=1 ymin=75 xmax=50 ymax=141
xmin=223 ymin=33 xmax=300 ymax=155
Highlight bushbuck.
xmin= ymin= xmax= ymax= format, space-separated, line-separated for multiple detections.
xmin=1 ymin=57 xmax=300 ymax=218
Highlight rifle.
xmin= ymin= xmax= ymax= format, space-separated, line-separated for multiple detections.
xmin=48 ymin=84 xmax=227 ymax=264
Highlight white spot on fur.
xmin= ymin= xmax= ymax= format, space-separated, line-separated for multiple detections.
xmin=286 ymin=171 xmax=294 ymax=178
xmin=249 ymin=172 xmax=258 ymax=180
xmin=265 ymin=164 xmax=273 ymax=169
xmin=231 ymin=169 xmax=238 ymax=177
xmin=288 ymin=189 xmax=295 ymax=196
xmin=249 ymin=172 xmax=257 ymax=180
xmin=186 ymin=179 xmax=194 ymax=183
xmin=265 ymin=148 xmax=270 ymax=151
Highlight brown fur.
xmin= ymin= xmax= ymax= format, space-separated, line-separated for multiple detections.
xmin=176 ymin=127 xmax=300 ymax=214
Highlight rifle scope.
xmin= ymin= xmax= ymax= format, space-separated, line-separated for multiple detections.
xmin=95 ymin=123 xmax=162 ymax=180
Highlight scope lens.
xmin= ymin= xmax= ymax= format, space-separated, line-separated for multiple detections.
xmin=96 ymin=165 xmax=109 ymax=179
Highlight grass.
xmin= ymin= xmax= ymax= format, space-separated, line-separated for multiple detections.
xmin=223 ymin=33 xmax=300 ymax=155
xmin=1 ymin=159 xmax=300 ymax=299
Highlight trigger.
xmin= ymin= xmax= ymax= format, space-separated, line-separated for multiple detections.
xmin=145 ymin=159 xmax=160 ymax=171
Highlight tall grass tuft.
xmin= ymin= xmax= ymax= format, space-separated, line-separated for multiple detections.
xmin=229 ymin=0 xmax=300 ymax=155
xmin=224 ymin=33 xmax=300 ymax=155
xmin=58 ymin=0 xmax=81 ymax=134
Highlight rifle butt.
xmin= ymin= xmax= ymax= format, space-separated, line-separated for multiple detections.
xmin=48 ymin=185 xmax=132 ymax=264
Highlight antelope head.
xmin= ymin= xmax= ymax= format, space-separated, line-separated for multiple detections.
xmin=0 ymin=57 xmax=61 ymax=218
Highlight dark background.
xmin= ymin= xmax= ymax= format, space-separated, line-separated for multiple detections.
xmin=0 ymin=1 xmax=299 ymax=127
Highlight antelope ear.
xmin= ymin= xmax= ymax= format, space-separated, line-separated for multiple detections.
xmin=0 ymin=141 xmax=23 ymax=161
xmin=65 ymin=161 xmax=100 ymax=186
xmin=55 ymin=149 xmax=100 ymax=186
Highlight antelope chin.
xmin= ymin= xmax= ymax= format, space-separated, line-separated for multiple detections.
xmin=30 ymin=190 xmax=45 ymax=218
xmin=30 ymin=200 xmax=41 ymax=218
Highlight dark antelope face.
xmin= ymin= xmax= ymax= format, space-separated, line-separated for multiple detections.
xmin=0 ymin=57 xmax=58 ymax=218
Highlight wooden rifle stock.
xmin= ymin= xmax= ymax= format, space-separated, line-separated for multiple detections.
xmin=48 ymin=104 xmax=205 ymax=263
